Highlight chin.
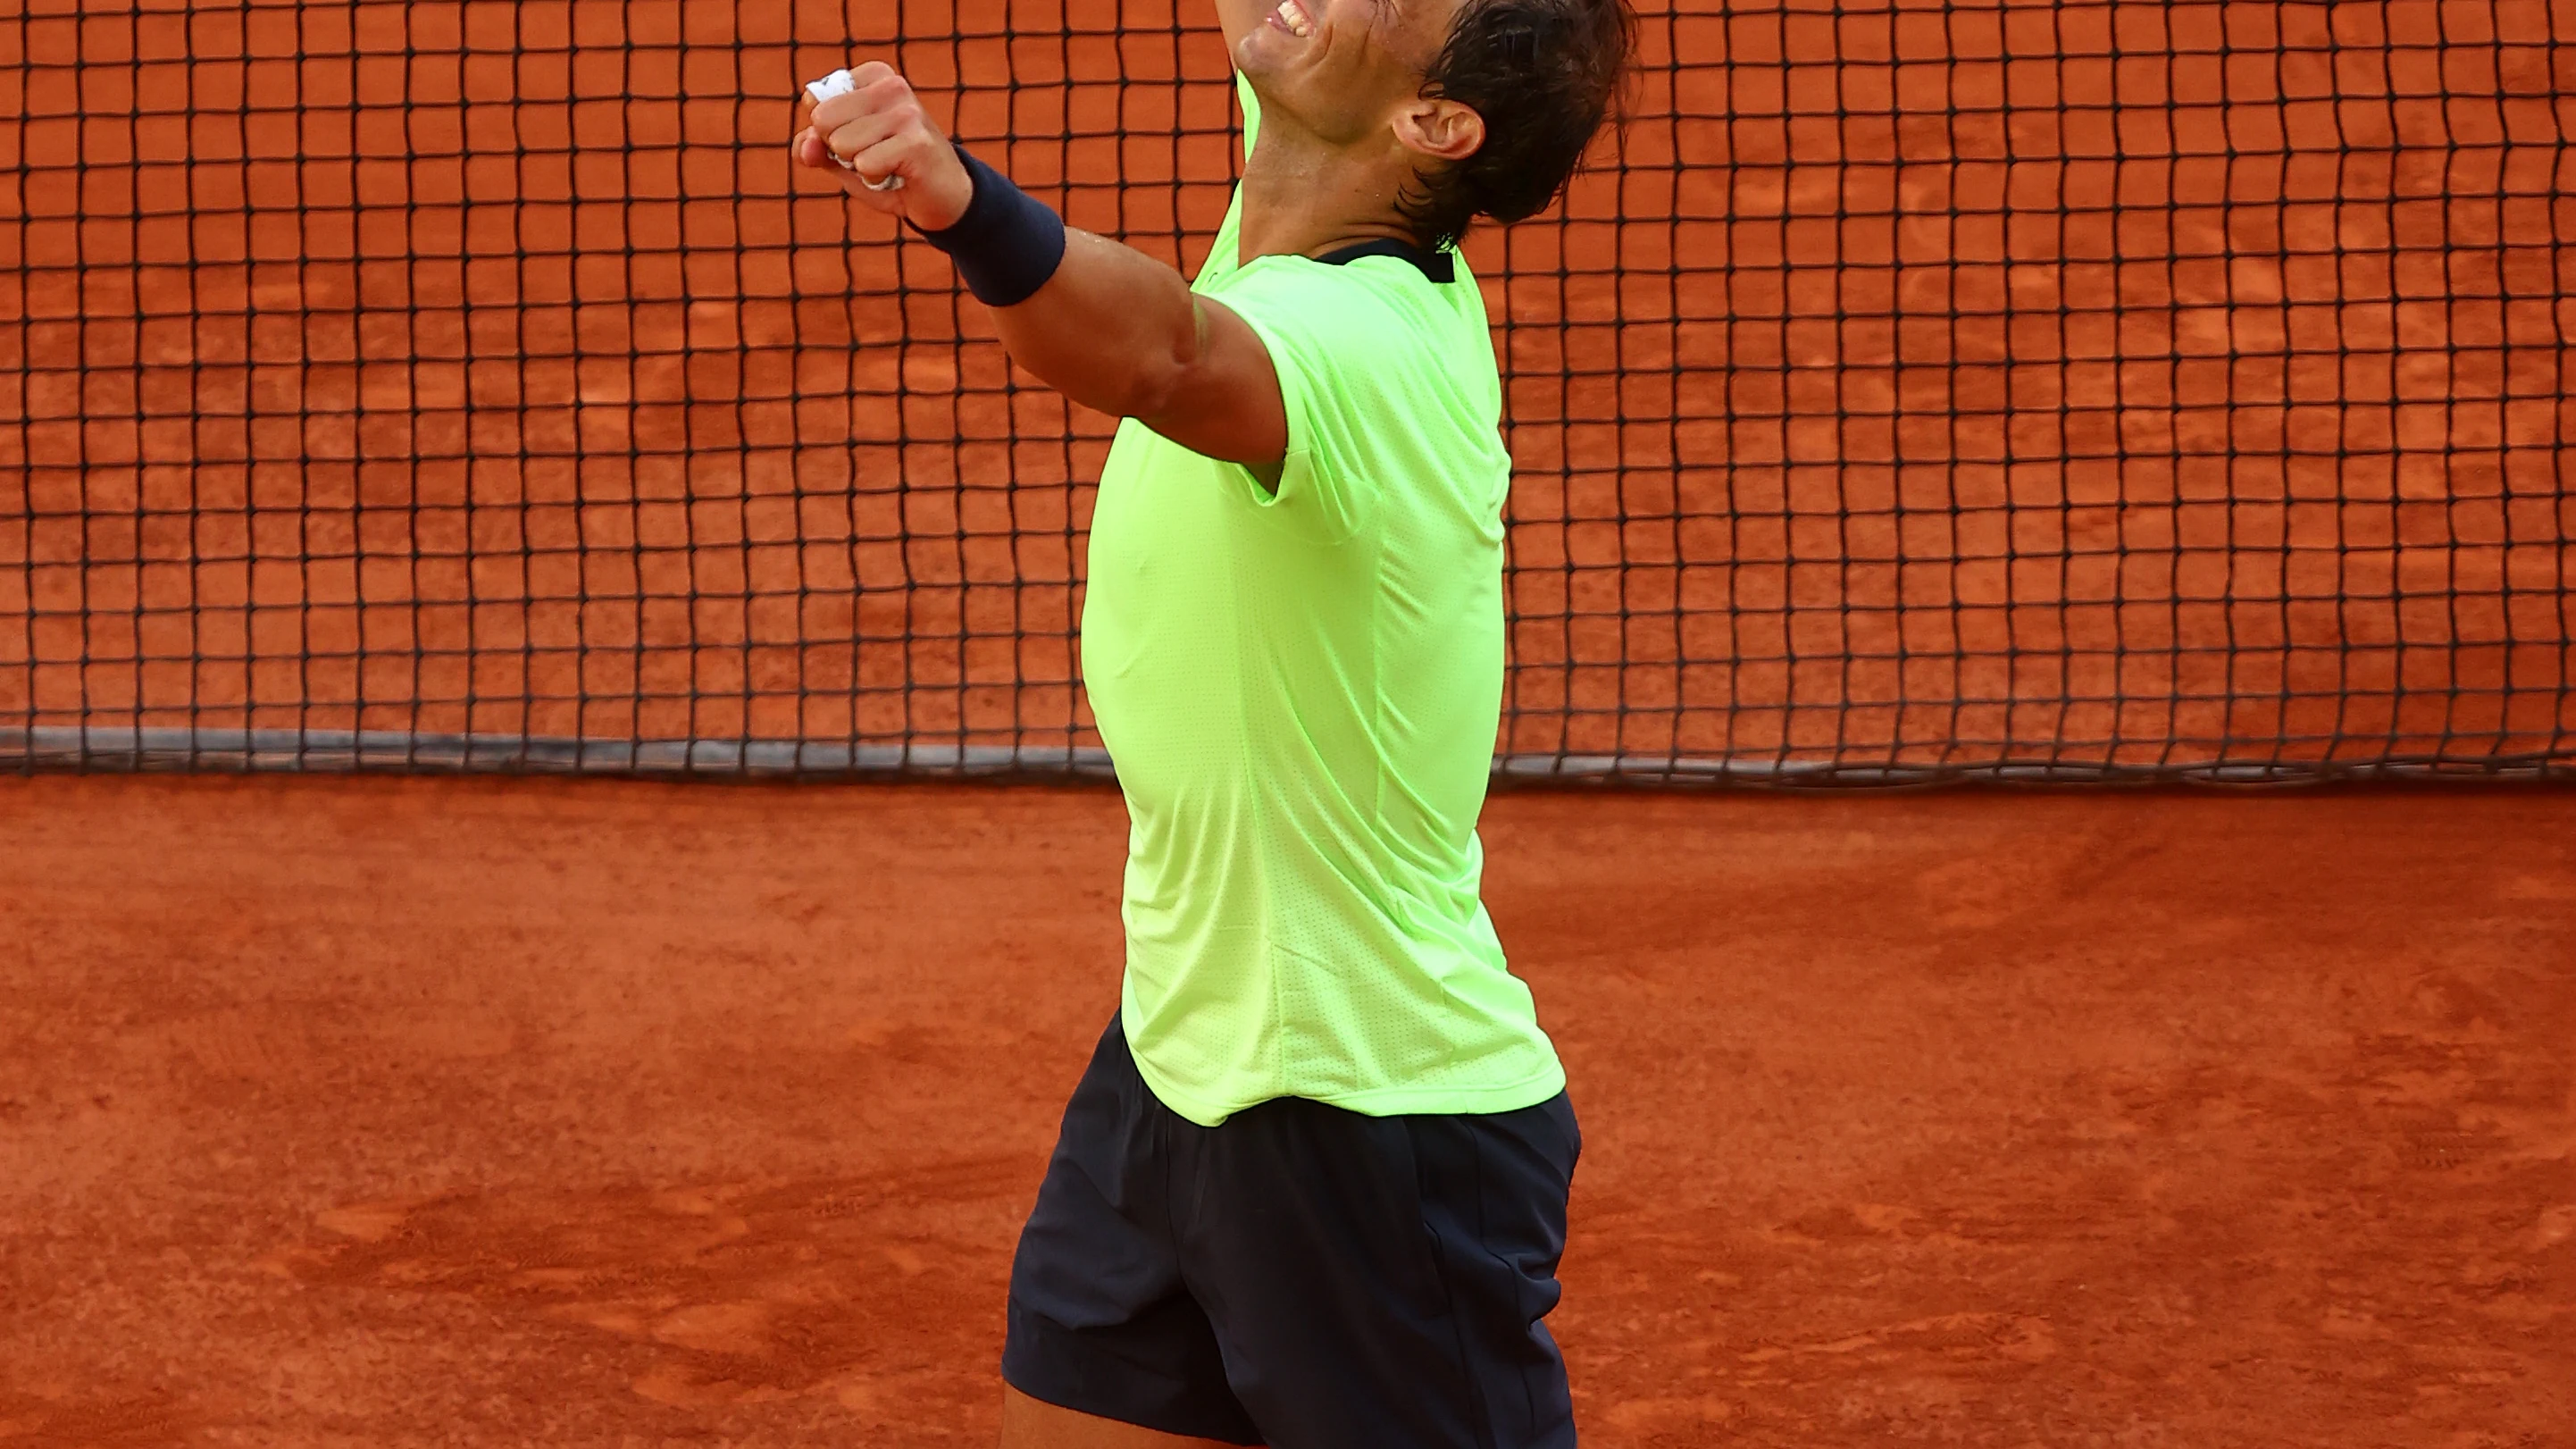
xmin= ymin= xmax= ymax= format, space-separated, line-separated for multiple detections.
xmin=1234 ymin=33 xmax=1291 ymax=84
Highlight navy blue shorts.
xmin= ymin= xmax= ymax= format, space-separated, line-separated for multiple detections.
xmin=1001 ymin=1018 xmax=1581 ymax=1449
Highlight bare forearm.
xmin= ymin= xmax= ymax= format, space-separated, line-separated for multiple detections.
xmin=794 ymin=60 xmax=1283 ymax=464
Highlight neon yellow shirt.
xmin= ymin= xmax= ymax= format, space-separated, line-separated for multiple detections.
xmin=1080 ymin=83 xmax=1563 ymax=1127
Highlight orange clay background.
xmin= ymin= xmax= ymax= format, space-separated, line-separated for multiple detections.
xmin=4 ymin=0 xmax=2572 ymax=775
xmin=5 ymin=2 xmax=2575 ymax=1444
xmin=0 ymin=774 xmax=2572 ymax=1445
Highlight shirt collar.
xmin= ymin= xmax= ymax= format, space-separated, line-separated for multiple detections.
xmin=1314 ymin=238 xmax=1457 ymax=284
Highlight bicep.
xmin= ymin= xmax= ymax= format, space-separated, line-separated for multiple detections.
xmin=1134 ymin=296 xmax=1289 ymax=469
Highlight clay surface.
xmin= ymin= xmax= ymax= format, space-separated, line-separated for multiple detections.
xmin=3 ymin=775 xmax=2570 ymax=1445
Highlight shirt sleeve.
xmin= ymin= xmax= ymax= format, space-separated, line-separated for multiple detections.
xmin=1211 ymin=257 xmax=1413 ymax=545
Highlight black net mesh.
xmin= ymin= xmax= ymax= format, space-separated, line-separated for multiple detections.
xmin=4 ymin=0 xmax=2572 ymax=784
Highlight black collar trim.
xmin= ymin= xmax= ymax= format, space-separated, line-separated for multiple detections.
xmin=1315 ymin=239 xmax=1457 ymax=284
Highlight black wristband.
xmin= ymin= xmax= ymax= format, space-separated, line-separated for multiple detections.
xmin=913 ymin=143 xmax=1068 ymax=309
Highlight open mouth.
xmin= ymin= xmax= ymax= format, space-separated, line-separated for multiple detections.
xmin=1270 ymin=0 xmax=1316 ymax=37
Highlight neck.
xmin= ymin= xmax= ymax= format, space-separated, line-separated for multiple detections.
xmin=1236 ymin=124 xmax=1426 ymax=264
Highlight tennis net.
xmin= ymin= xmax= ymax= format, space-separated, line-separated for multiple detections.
xmin=4 ymin=0 xmax=2571 ymax=784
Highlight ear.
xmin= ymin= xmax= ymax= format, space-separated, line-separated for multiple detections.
xmin=1393 ymin=96 xmax=1485 ymax=164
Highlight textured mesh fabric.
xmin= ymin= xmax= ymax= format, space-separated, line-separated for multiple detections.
xmin=1083 ymin=82 xmax=1562 ymax=1127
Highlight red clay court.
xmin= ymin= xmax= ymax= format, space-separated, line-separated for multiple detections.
xmin=3 ymin=777 xmax=2573 ymax=1445
xmin=4 ymin=0 xmax=2574 ymax=1444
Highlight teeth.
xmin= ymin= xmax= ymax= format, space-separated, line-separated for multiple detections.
xmin=1275 ymin=0 xmax=1314 ymax=36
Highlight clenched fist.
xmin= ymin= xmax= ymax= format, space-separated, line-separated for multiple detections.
xmin=793 ymin=63 xmax=975 ymax=231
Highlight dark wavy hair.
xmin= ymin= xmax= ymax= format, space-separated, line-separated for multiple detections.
xmin=1399 ymin=0 xmax=1635 ymax=251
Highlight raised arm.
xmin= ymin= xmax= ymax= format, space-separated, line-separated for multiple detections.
xmin=795 ymin=63 xmax=1286 ymax=470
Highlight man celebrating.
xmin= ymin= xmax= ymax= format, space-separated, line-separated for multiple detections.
xmin=794 ymin=0 xmax=1630 ymax=1441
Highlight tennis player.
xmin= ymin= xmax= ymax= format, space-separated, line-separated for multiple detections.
xmin=794 ymin=0 xmax=1628 ymax=1442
